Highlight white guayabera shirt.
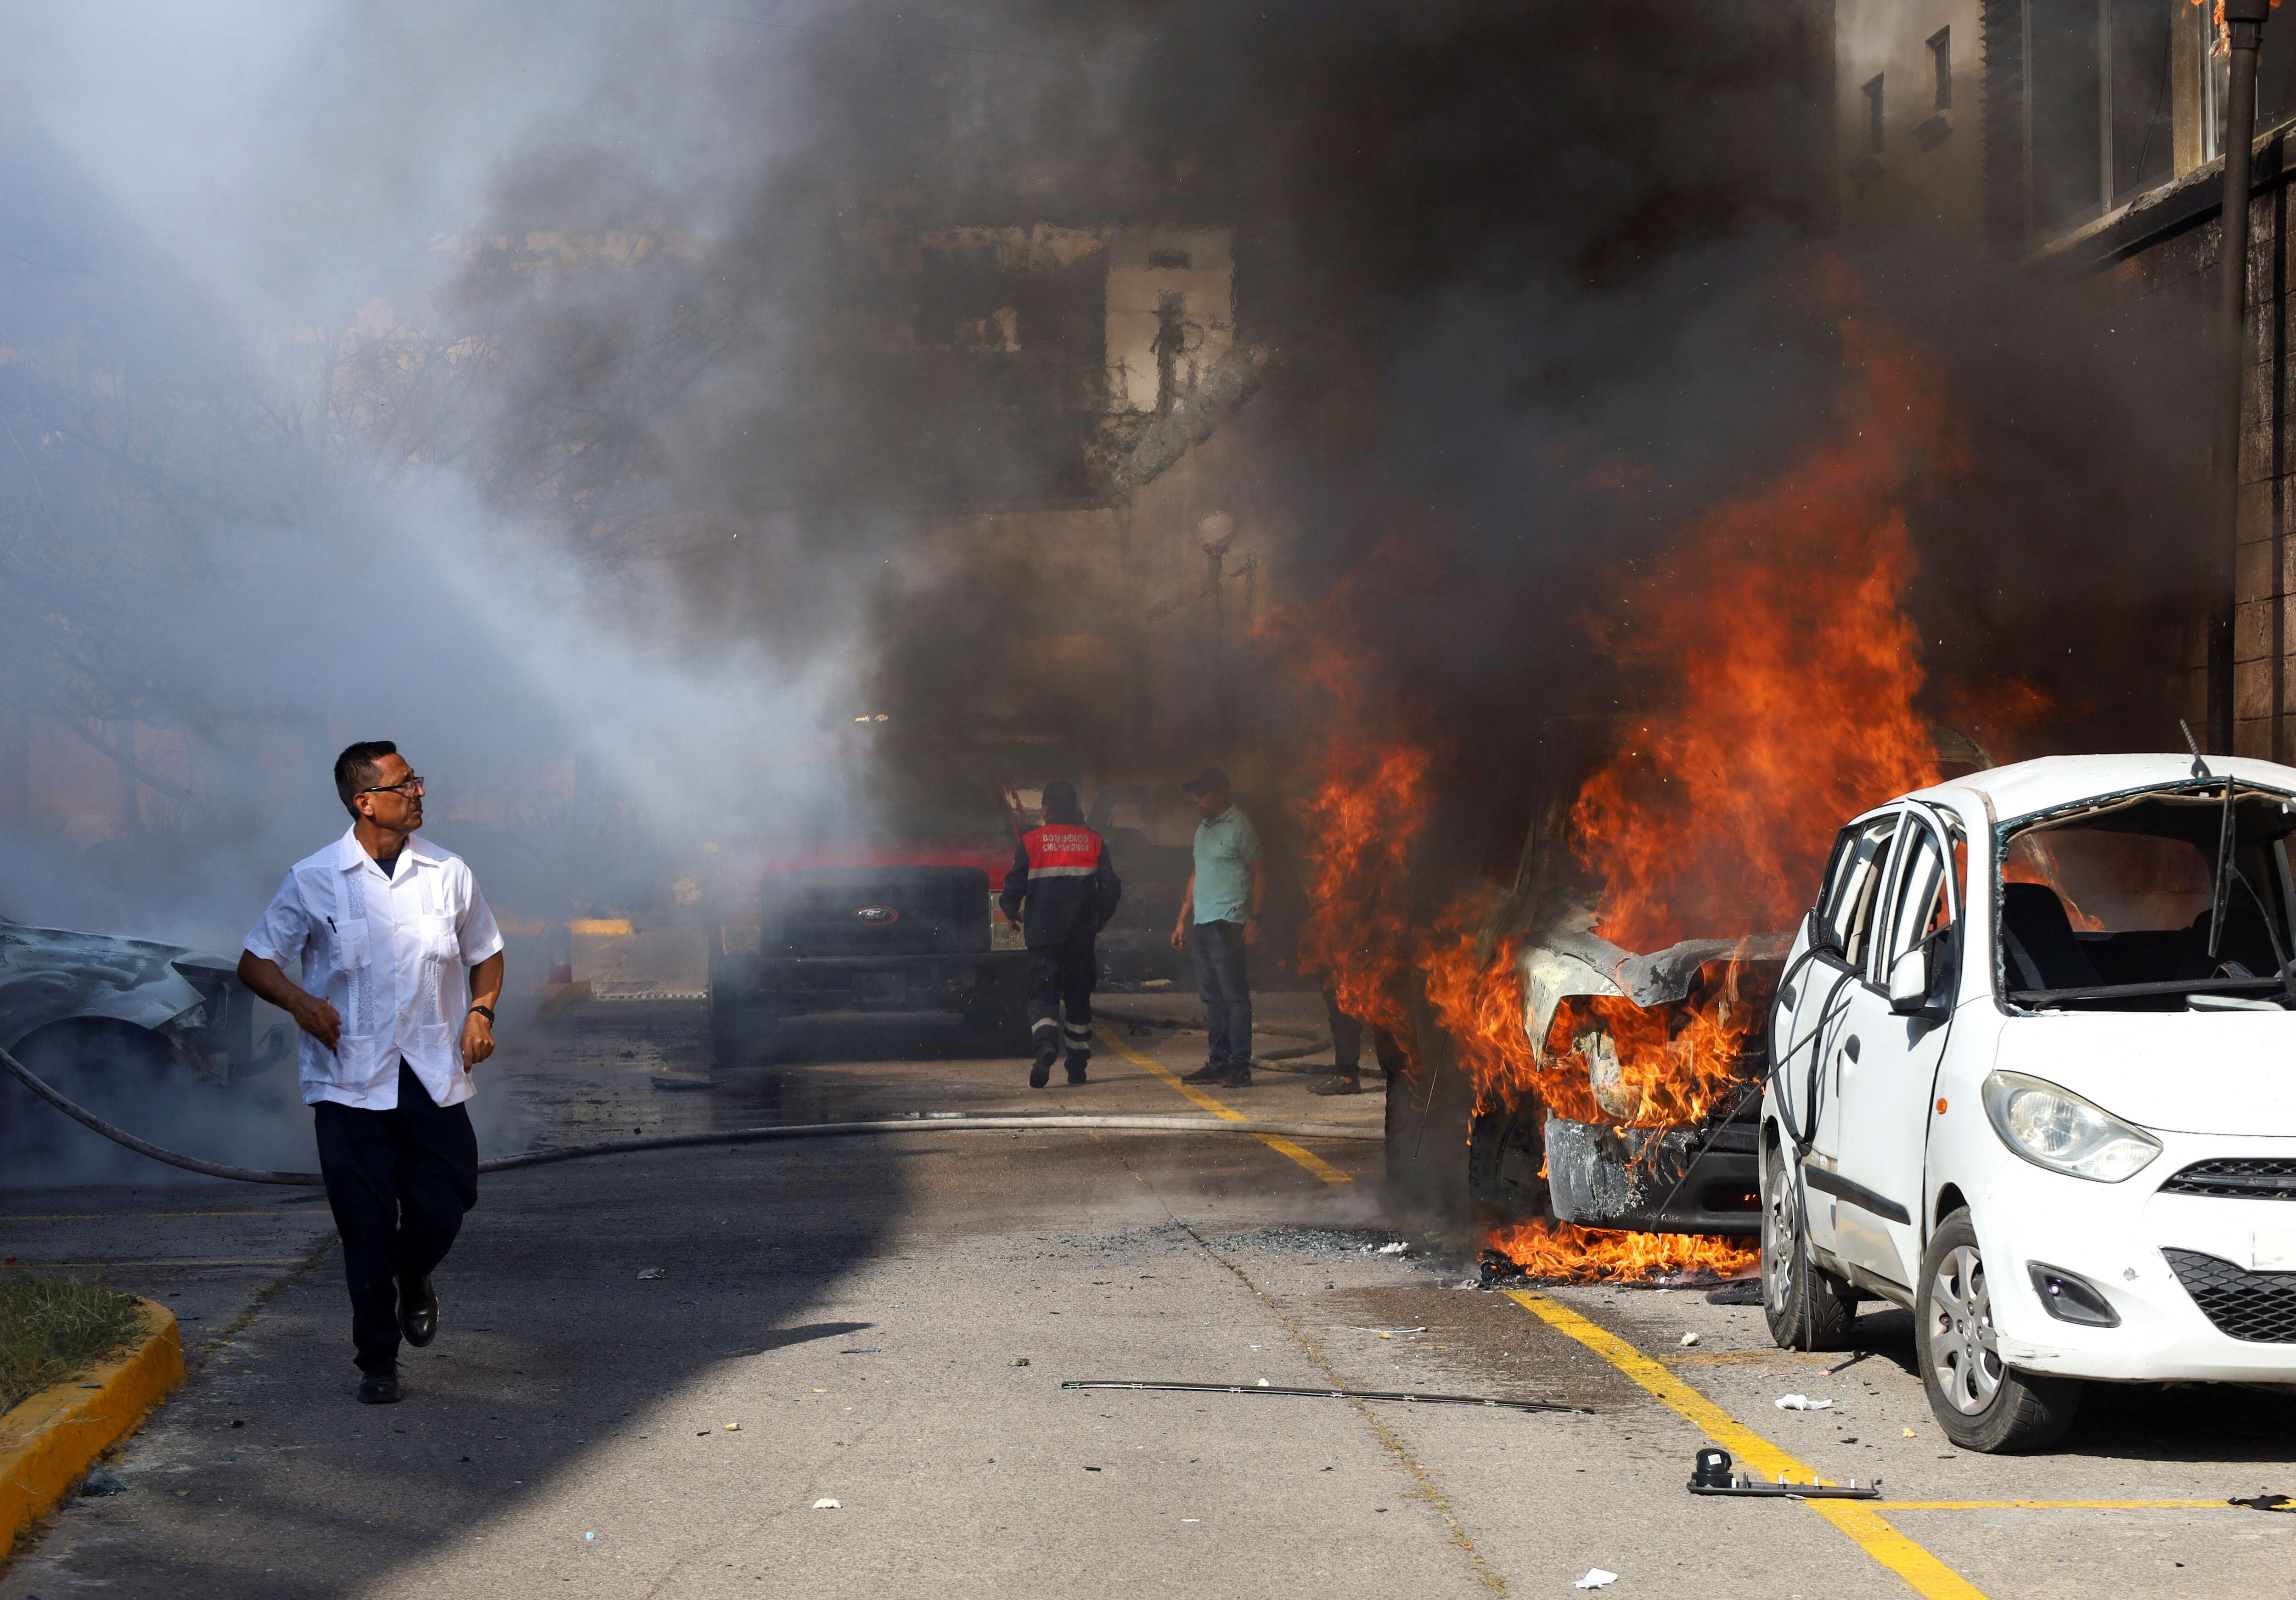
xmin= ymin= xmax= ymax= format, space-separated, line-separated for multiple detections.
xmin=243 ymin=827 xmax=505 ymax=1111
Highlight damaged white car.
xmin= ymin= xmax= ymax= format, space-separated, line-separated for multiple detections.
xmin=1764 ymin=753 xmax=2296 ymax=1451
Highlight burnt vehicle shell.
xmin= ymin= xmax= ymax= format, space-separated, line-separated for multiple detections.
xmin=1466 ymin=914 xmax=1789 ymax=1238
xmin=0 ymin=917 xmax=290 ymax=1084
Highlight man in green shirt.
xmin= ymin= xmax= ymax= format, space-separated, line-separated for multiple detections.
xmin=1167 ymin=766 xmax=1265 ymax=1088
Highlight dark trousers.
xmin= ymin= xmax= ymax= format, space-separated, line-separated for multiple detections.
xmin=1027 ymin=931 xmax=1097 ymax=1061
xmin=313 ymin=1061 xmax=478 ymax=1374
xmin=1189 ymin=920 xmax=1253 ymax=1069
xmin=1324 ymin=987 xmax=1408 ymax=1079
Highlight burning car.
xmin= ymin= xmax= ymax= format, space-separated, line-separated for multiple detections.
xmin=1762 ymin=753 xmax=2296 ymax=1451
xmin=0 ymin=917 xmax=290 ymax=1173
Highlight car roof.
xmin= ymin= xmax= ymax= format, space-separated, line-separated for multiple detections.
xmin=1912 ymin=753 xmax=2296 ymax=825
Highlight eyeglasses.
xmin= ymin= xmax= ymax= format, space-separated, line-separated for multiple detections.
xmin=359 ymin=775 xmax=426 ymax=797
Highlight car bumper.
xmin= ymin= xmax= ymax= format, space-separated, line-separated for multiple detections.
xmin=1975 ymin=1134 xmax=2296 ymax=1383
xmin=1544 ymin=1117 xmax=1763 ymax=1237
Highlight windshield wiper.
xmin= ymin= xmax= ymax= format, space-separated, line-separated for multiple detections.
xmin=2009 ymin=975 xmax=2289 ymax=1005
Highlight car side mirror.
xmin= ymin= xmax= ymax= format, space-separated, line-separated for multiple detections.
xmin=1887 ymin=948 xmax=1929 ymax=1016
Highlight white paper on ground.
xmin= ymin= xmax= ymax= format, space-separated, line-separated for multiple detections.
xmin=1574 ymin=1570 xmax=1620 ymax=1590
xmin=1774 ymin=1393 xmax=1833 ymax=1410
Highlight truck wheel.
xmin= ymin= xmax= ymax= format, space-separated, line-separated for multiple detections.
xmin=1916 ymin=1210 xmax=2081 ymax=1452
xmin=709 ymin=1005 xmax=781 ymax=1075
xmin=1761 ymin=1137 xmax=1858 ymax=1351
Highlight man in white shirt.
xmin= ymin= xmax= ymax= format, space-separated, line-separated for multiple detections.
xmin=238 ymin=741 xmax=505 ymax=1405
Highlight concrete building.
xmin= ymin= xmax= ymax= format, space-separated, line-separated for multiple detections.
xmin=1839 ymin=0 xmax=2296 ymax=758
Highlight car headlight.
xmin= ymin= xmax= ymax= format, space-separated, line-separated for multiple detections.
xmin=1981 ymin=1070 xmax=2161 ymax=1183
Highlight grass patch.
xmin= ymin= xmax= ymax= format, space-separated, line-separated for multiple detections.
xmin=0 ymin=1272 xmax=146 ymax=1416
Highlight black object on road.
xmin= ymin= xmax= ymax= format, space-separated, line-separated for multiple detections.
xmin=2230 ymin=1491 xmax=2295 ymax=1512
xmin=1061 ymin=1380 xmax=1589 ymax=1415
xmin=1683 ymin=1446 xmax=1879 ymax=1499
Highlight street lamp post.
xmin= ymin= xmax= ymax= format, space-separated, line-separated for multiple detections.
xmin=2216 ymin=0 xmax=2271 ymax=755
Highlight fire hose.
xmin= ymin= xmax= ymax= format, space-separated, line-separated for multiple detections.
xmin=0 ymin=1041 xmax=1379 ymax=1189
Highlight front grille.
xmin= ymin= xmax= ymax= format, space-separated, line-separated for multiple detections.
xmin=2161 ymin=1159 xmax=2296 ymax=1200
xmin=2163 ymin=1249 xmax=2296 ymax=1342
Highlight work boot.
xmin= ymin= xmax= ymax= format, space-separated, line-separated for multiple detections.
xmin=1065 ymin=1051 xmax=1088 ymax=1086
xmin=1180 ymin=1063 xmax=1228 ymax=1084
xmin=398 ymin=1274 xmax=438 ymax=1347
xmin=356 ymin=1367 xmax=402 ymax=1405
xmin=1030 ymin=1049 xmax=1057 ymax=1089
xmin=1310 ymin=1074 xmax=1363 ymax=1096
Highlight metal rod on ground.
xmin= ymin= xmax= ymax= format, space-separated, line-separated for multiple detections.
xmin=0 ymin=1040 xmax=1376 ymax=1188
xmin=1062 ymin=1380 xmax=1589 ymax=1415
xmin=2217 ymin=0 xmax=2272 ymax=754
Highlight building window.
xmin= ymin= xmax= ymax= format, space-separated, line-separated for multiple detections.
xmin=1864 ymin=74 xmax=1885 ymax=154
xmin=1988 ymin=0 xmax=2175 ymax=238
xmin=1930 ymin=27 xmax=1953 ymax=111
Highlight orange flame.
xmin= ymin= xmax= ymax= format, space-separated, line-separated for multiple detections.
xmin=1483 ymin=1217 xmax=1756 ymax=1284
xmin=1571 ymin=318 xmax=1961 ymax=954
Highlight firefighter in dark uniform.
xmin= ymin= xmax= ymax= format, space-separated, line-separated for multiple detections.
xmin=1000 ymin=781 xmax=1122 ymax=1088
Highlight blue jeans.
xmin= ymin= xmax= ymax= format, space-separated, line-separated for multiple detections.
xmin=1189 ymin=920 xmax=1253 ymax=1069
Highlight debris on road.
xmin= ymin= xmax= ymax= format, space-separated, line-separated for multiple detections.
xmin=813 ymin=1498 xmax=841 ymax=1510
xmin=725 ymin=1422 xmax=740 ymax=1432
xmin=1372 ymin=1242 xmax=1408 ymax=1255
xmin=1011 ymin=1358 xmax=1030 ymax=1367
xmin=79 ymin=1467 xmax=128 ymax=1498
xmin=1062 ymin=1380 xmax=1589 ymax=1415
xmin=1687 ymin=1446 xmax=1879 ymax=1500
xmin=1774 ymin=1394 xmax=1831 ymax=1410
xmin=1679 ymin=1332 xmax=1699 ymax=1347
xmin=1574 ymin=1569 xmax=1620 ymax=1589
xmin=637 ymin=1268 xmax=666 ymax=1280
xmin=2230 ymin=1491 xmax=2295 ymax=1512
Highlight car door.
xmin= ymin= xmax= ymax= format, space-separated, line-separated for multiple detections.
xmin=1825 ymin=807 xmax=1960 ymax=1294
xmin=1776 ymin=808 xmax=1902 ymax=1261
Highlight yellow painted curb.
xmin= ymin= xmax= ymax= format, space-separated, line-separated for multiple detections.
xmin=1 ymin=1298 xmax=184 ymax=1549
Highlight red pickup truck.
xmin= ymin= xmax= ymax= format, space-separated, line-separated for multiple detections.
xmin=705 ymin=783 xmax=1033 ymax=1071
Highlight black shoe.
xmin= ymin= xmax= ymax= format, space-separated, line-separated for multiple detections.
xmin=1180 ymin=1063 xmax=1228 ymax=1084
xmin=398 ymin=1274 xmax=438 ymax=1347
xmin=357 ymin=1368 xmax=402 ymax=1405
xmin=1065 ymin=1052 xmax=1088 ymax=1085
xmin=1222 ymin=1066 xmax=1253 ymax=1088
xmin=1310 ymin=1074 xmax=1363 ymax=1096
xmin=1029 ymin=1051 xmax=1055 ymax=1089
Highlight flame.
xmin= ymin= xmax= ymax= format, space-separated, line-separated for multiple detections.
xmin=1448 ymin=312 xmax=1969 ymax=1277
xmin=1482 ymin=1217 xmax=1756 ymax=1284
xmin=1276 ymin=536 xmax=1438 ymax=1050
xmin=1571 ymin=318 xmax=1960 ymax=953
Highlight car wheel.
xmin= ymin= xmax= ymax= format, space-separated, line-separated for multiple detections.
xmin=1760 ymin=1135 xmax=1857 ymax=1351
xmin=1916 ymin=1209 xmax=2081 ymax=1452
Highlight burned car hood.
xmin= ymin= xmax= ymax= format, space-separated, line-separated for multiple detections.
xmin=1992 ymin=1009 xmax=2296 ymax=1138
xmin=1518 ymin=905 xmax=1791 ymax=1055
xmin=0 ymin=917 xmax=214 ymax=1050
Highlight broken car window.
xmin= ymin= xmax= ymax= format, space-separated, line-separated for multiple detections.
xmin=1879 ymin=818 xmax=1957 ymax=989
xmin=1999 ymin=786 xmax=2296 ymax=1010
xmin=1816 ymin=813 xmax=1899 ymax=970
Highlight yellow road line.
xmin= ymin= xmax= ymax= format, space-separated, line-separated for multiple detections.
xmin=1506 ymin=1290 xmax=1988 ymax=1600
xmin=1888 ymin=1500 xmax=2234 ymax=1511
xmin=1100 ymin=1035 xmax=1354 ymax=1185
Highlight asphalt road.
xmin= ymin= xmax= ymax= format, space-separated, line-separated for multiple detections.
xmin=6 ymin=996 xmax=2296 ymax=1598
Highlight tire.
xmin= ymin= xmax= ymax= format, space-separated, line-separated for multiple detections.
xmin=1916 ymin=1210 xmax=2081 ymax=1452
xmin=1 ymin=1021 xmax=184 ymax=1187
xmin=1382 ymin=1002 xmax=1475 ymax=1232
xmin=1761 ymin=1135 xmax=1859 ymax=1351
xmin=708 ymin=1002 xmax=781 ymax=1075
